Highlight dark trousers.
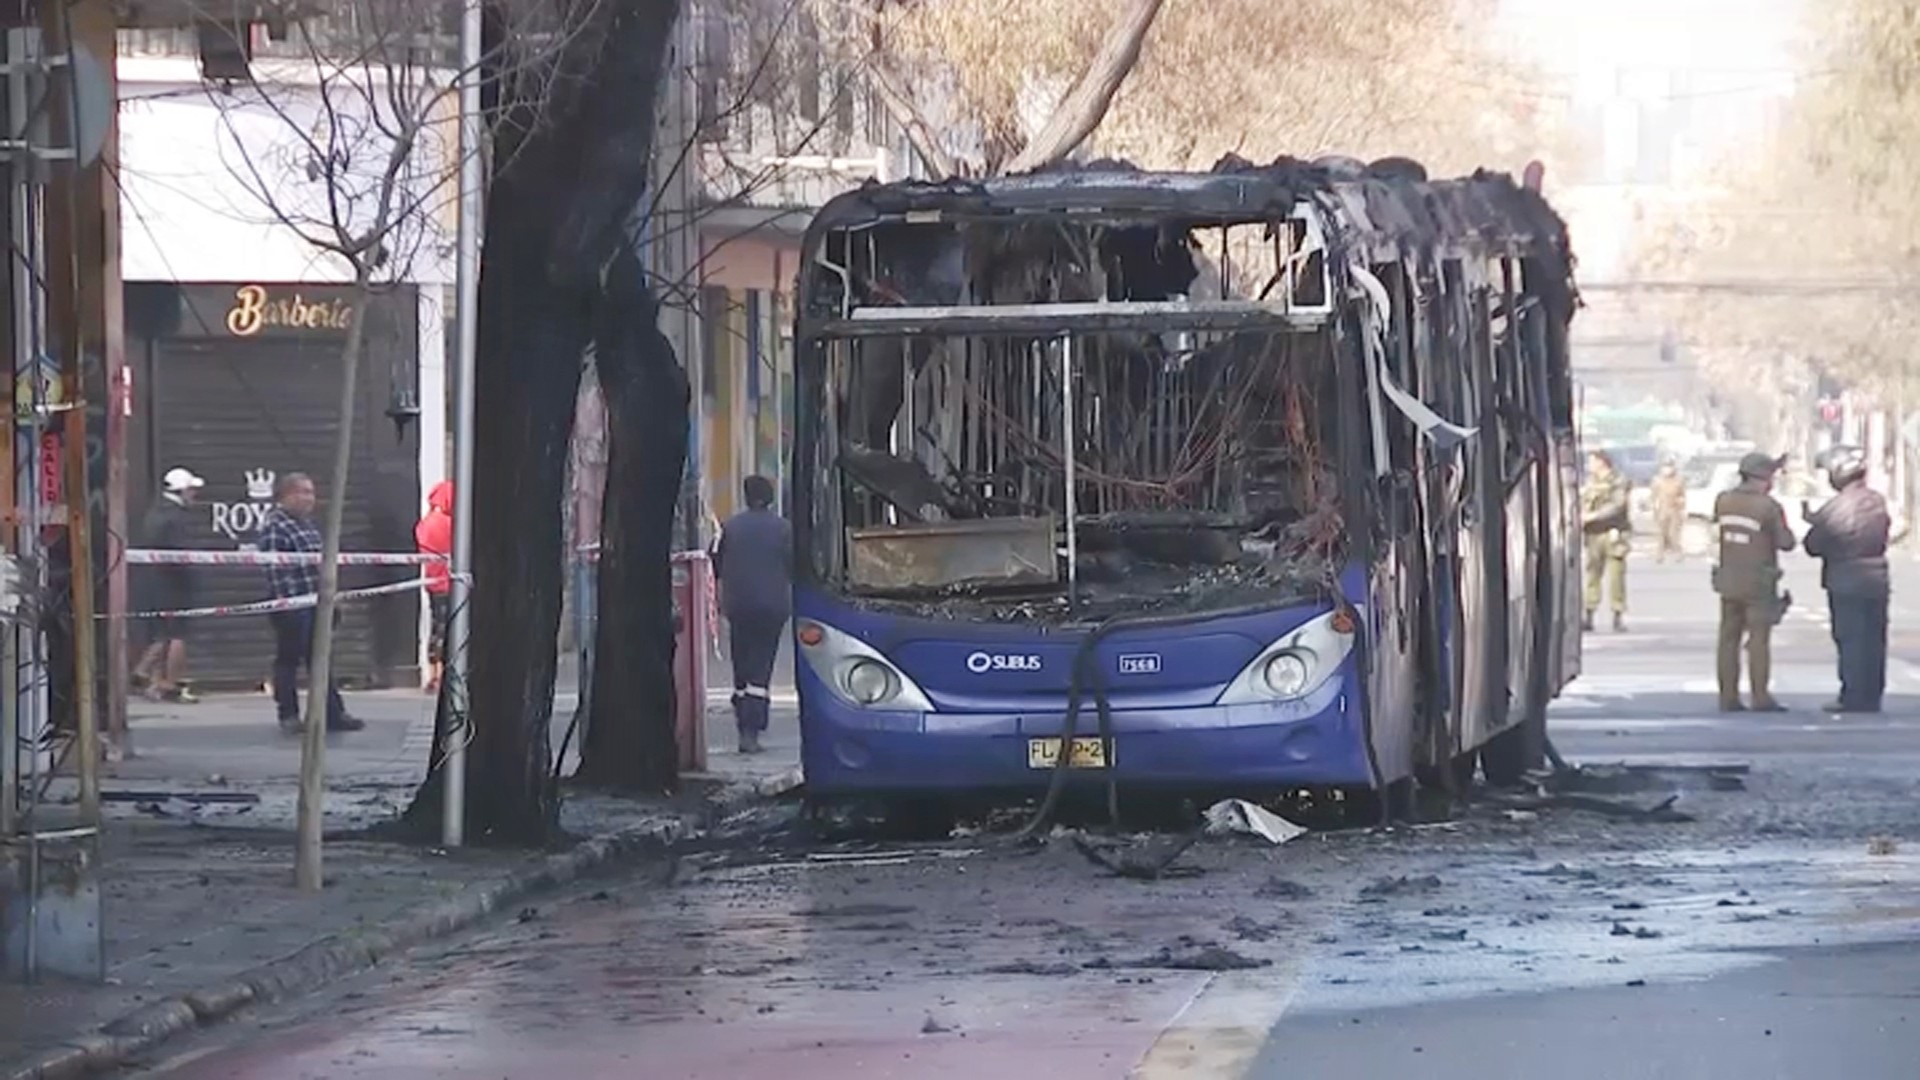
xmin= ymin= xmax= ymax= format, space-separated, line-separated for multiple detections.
xmin=728 ymin=608 xmax=786 ymax=735
xmin=1828 ymin=592 xmax=1890 ymax=711
xmin=270 ymin=609 xmax=347 ymax=725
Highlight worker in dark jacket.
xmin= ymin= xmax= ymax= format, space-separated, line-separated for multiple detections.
xmin=1803 ymin=447 xmax=1899 ymax=713
xmin=713 ymin=475 xmax=791 ymax=754
xmin=132 ymin=467 xmax=206 ymax=703
xmin=1711 ymin=452 xmax=1794 ymax=713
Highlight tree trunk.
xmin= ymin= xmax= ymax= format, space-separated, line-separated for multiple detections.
xmin=575 ymin=251 xmax=689 ymax=791
xmin=403 ymin=199 xmax=588 ymax=844
xmin=295 ymin=278 xmax=374 ymax=890
xmin=403 ymin=0 xmax=681 ymax=842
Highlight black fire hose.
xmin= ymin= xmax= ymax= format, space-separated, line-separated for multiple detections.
xmin=1012 ymin=597 xmax=1326 ymax=842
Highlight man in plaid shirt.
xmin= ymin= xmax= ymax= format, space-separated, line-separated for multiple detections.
xmin=258 ymin=472 xmax=362 ymax=733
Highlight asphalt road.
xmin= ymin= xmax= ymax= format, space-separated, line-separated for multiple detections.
xmin=1255 ymin=939 xmax=1920 ymax=1080
xmin=122 ymin=557 xmax=1920 ymax=1080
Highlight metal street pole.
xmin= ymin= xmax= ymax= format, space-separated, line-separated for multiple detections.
xmin=443 ymin=0 xmax=483 ymax=848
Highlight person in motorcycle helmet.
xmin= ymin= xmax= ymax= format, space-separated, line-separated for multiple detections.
xmin=1803 ymin=447 xmax=1895 ymax=713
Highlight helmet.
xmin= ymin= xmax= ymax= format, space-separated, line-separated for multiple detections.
xmin=1827 ymin=446 xmax=1868 ymax=490
xmin=1736 ymin=452 xmax=1782 ymax=480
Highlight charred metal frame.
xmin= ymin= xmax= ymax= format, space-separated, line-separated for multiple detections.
xmin=792 ymin=163 xmax=1576 ymax=663
xmin=794 ymin=171 xmax=1343 ymax=612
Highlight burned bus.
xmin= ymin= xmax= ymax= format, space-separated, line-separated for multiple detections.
xmin=788 ymin=157 xmax=1581 ymax=818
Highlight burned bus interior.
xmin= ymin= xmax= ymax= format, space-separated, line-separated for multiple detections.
xmin=793 ymin=158 xmax=1576 ymax=627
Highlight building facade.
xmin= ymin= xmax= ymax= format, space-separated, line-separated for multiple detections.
xmin=116 ymin=50 xmax=451 ymax=686
xmin=663 ymin=0 xmax=924 ymax=529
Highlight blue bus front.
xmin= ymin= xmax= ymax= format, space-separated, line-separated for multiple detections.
xmin=790 ymin=169 xmax=1377 ymax=801
xmin=793 ymin=565 xmax=1377 ymax=797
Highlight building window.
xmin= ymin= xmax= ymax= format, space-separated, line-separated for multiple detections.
xmin=795 ymin=12 xmax=822 ymax=125
xmin=695 ymin=7 xmax=734 ymax=142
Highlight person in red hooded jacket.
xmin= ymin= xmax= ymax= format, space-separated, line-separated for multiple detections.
xmin=416 ymin=480 xmax=454 ymax=694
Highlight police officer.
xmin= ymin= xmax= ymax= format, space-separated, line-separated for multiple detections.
xmin=1581 ymin=449 xmax=1631 ymax=631
xmin=1804 ymin=447 xmax=1897 ymax=714
xmin=1712 ymin=452 xmax=1794 ymax=712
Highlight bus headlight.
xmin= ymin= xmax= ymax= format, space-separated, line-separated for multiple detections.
xmin=795 ymin=619 xmax=935 ymax=712
xmin=1263 ymin=652 xmax=1313 ymax=697
xmin=1216 ymin=609 xmax=1358 ymax=705
xmin=843 ymin=658 xmax=899 ymax=706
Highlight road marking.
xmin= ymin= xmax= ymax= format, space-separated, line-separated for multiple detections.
xmin=1551 ymin=717 xmax=1724 ymax=730
xmin=1131 ymin=960 xmax=1304 ymax=1079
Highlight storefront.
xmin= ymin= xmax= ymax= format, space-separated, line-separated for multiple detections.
xmin=696 ymin=227 xmax=797 ymax=523
xmin=122 ymin=281 xmax=424 ymax=689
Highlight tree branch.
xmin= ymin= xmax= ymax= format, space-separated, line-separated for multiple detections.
xmin=1001 ymin=0 xmax=1164 ymax=175
xmin=865 ymin=51 xmax=957 ymax=179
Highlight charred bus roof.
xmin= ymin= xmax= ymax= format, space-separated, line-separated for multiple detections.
xmin=801 ymin=156 xmax=1576 ymax=272
xmin=797 ymin=156 xmax=1576 ymax=340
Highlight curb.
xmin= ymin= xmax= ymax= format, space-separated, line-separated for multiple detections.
xmin=4 ymin=767 xmax=804 ymax=1080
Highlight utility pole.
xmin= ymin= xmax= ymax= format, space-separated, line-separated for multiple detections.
xmin=442 ymin=0 xmax=484 ymax=847
xmin=654 ymin=14 xmax=703 ymax=550
xmin=40 ymin=4 xmax=107 ymax=824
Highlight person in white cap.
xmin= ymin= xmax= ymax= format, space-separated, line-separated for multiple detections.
xmin=132 ymin=467 xmax=206 ymax=703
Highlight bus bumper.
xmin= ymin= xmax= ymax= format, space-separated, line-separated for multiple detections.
xmin=799 ymin=674 xmax=1376 ymax=796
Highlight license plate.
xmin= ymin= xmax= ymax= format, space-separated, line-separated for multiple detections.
xmin=1027 ymin=737 xmax=1110 ymax=769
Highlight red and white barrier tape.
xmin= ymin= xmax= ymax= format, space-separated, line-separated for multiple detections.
xmin=113 ymin=577 xmax=438 ymax=620
xmin=127 ymin=549 xmax=444 ymax=566
xmin=122 ymin=548 xmax=722 ymax=658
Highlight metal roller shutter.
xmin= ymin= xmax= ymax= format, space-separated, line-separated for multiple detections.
xmin=137 ymin=290 xmax=420 ymax=689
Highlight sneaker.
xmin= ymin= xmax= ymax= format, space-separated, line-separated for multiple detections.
xmin=1612 ymin=612 xmax=1627 ymax=632
xmin=166 ymin=687 xmax=201 ymax=705
xmin=327 ymin=715 xmax=367 ymax=732
xmin=277 ymin=715 xmax=304 ymax=735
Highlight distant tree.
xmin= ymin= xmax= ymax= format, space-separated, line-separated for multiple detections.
xmin=1632 ymin=0 xmax=1920 ymax=399
xmin=839 ymin=0 xmax=1565 ymax=179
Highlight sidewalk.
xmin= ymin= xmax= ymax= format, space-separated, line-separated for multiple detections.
xmin=96 ymin=682 xmax=800 ymax=829
xmin=3 ymin=685 xmax=801 ymax=1078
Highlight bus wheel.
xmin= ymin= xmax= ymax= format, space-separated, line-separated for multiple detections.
xmin=1415 ymin=750 xmax=1478 ymax=796
xmin=1483 ymin=707 xmax=1545 ymax=788
xmin=1337 ymin=786 xmax=1395 ymax=829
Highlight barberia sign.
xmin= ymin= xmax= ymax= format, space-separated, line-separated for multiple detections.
xmin=225 ymin=285 xmax=355 ymax=337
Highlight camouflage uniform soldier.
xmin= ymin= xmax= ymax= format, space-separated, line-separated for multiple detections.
xmin=1712 ymin=452 xmax=1795 ymax=712
xmin=1581 ymin=450 xmax=1631 ymax=631
xmin=1649 ymin=460 xmax=1688 ymax=561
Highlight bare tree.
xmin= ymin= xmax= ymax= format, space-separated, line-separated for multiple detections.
xmin=195 ymin=0 xmax=577 ymax=883
xmin=842 ymin=0 xmax=1566 ymax=179
xmin=1633 ymin=0 xmax=1920 ymax=398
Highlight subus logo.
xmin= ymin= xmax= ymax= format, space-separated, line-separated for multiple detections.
xmin=965 ymin=651 xmax=1042 ymax=674
xmin=1118 ymin=653 xmax=1162 ymax=675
